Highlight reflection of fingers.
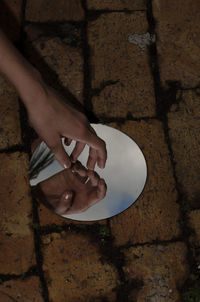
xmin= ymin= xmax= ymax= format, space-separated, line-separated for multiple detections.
xmin=87 ymin=148 xmax=97 ymax=170
xmin=71 ymin=142 xmax=85 ymax=163
xmin=97 ymin=179 xmax=107 ymax=200
xmin=55 ymin=191 xmax=73 ymax=215
xmin=64 ymin=137 xmax=72 ymax=146
xmin=87 ymin=170 xmax=100 ymax=186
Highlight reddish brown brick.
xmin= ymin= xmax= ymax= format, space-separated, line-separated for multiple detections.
xmin=168 ymin=89 xmax=200 ymax=208
xmin=0 ymin=276 xmax=44 ymax=302
xmin=87 ymin=0 xmax=146 ymax=10
xmin=88 ymin=12 xmax=156 ymax=118
xmin=38 ymin=202 xmax=107 ymax=226
xmin=24 ymin=36 xmax=84 ymax=104
xmin=42 ymin=231 xmax=119 ymax=301
xmin=122 ymin=242 xmax=189 ymax=301
xmin=25 ymin=0 xmax=84 ymax=22
xmin=189 ymin=210 xmax=200 ymax=264
xmin=109 ymin=120 xmax=181 ymax=246
xmin=0 ymin=152 xmax=36 ymax=274
xmin=153 ymin=0 xmax=200 ymax=88
xmin=0 ymin=75 xmax=22 ymax=149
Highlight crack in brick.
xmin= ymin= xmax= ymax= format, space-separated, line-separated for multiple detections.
xmin=91 ymin=79 xmax=120 ymax=97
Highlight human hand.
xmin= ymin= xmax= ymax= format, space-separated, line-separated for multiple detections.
xmin=25 ymin=83 xmax=107 ymax=170
xmin=38 ymin=161 xmax=107 ymax=215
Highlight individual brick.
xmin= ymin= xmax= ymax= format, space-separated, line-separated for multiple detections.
xmin=168 ymin=89 xmax=200 ymax=208
xmin=42 ymin=231 xmax=119 ymax=301
xmin=0 ymin=0 xmax=23 ymax=42
xmin=188 ymin=210 xmax=200 ymax=263
xmin=122 ymin=242 xmax=189 ymax=301
xmin=38 ymin=203 xmax=107 ymax=226
xmin=0 ymin=152 xmax=36 ymax=274
xmin=0 ymin=276 xmax=44 ymax=302
xmin=153 ymin=0 xmax=200 ymax=89
xmin=86 ymin=0 xmax=146 ymax=10
xmin=25 ymin=0 xmax=85 ymax=22
xmin=109 ymin=120 xmax=181 ymax=246
xmin=23 ymin=36 xmax=84 ymax=104
xmin=0 ymin=75 xmax=22 ymax=149
xmin=88 ymin=12 xmax=156 ymax=118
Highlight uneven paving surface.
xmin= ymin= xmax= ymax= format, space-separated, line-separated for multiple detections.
xmin=0 ymin=0 xmax=200 ymax=301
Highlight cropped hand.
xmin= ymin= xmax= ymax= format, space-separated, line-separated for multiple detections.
xmin=27 ymin=84 xmax=107 ymax=170
xmin=38 ymin=161 xmax=107 ymax=215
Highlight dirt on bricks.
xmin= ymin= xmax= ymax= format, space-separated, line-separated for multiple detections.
xmin=0 ymin=0 xmax=200 ymax=301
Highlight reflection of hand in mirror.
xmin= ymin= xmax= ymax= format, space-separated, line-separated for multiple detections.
xmin=33 ymin=161 xmax=107 ymax=215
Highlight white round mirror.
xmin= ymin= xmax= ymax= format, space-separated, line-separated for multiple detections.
xmin=29 ymin=124 xmax=147 ymax=221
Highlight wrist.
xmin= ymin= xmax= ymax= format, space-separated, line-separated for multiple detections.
xmin=19 ymin=69 xmax=49 ymax=109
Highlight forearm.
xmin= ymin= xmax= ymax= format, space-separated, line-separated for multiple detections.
xmin=0 ymin=28 xmax=47 ymax=107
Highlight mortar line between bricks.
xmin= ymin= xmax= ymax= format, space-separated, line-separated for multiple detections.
xmin=0 ymin=145 xmax=27 ymax=153
xmin=146 ymin=0 xmax=198 ymax=296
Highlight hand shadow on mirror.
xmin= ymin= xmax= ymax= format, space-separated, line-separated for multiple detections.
xmin=30 ymin=139 xmax=107 ymax=216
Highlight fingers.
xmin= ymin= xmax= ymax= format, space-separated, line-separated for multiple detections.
xmin=96 ymin=178 xmax=107 ymax=200
xmin=87 ymin=148 xmax=97 ymax=170
xmin=87 ymin=170 xmax=100 ymax=186
xmin=49 ymin=138 xmax=71 ymax=169
xmin=55 ymin=190 xmax=73 ymax=215
xmin=70 ymin=141 xmax=85 ymax=163
xmin=85 ymin=130 xmax=107 ymax=169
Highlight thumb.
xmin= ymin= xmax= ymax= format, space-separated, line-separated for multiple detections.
xmin=50 ymin=139 xmax=71 ymax=169
xmin=55 ymin=190 xmax=73 ymax=215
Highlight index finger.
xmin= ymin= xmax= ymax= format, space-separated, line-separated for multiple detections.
xmin=85 ymin=129 xmax=107 ymax=169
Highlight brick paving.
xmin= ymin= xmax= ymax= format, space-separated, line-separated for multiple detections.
xmin=0 ymin=0 xmax=200 ymax=301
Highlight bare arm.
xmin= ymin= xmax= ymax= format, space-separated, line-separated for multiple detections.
xmin=0 ymin=29 xmax=107 ymax=169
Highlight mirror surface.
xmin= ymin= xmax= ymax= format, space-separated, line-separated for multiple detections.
xmin=29 ymin=124 xmax=147 ymax=221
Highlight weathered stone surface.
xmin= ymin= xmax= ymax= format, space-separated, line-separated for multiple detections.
xmin=0 ymin=152 xmax=36 ymax=274
xmin=24 ymin=36 xmax=84 ymax=104
xmin=87 ymin=0 xmax=146 ymax=10
xmin=109 ymin=120 xmax=181 ymax=246
xmin=38 ymin=203 xmax=106 ymax=226
xmin=0 ymin=0 xmax=23 ymax=42
xmin=42 ymin=231 xmax=119 ymax=301
xmin=122 ymin=242 xmax=189 ymax=301
xmin=89 ymin=12 xmax=156 ymax=118
xmin=0 ymin=276 xmax=44 ymax=302
xmin=0 ymin=75 xmax=22 ymax=149
xmin=168 ymin=89 xmax=200 ymax=208
xmin=189 ymin=210 xmax=200 ymax=263
xmin=153 ymin=0 xmax=200 ymax=89
xmin=25 ymin=0 xmax=84 ymax=22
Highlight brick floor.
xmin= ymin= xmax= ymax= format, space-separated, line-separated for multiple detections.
xmin=89 ymin=12 xmax=156 ymax=118
xmin=1 ymin=0 xmax=200 ymax=301
xmin=168 ymin=89 xmax=200 ymax=208
xmin=42 ymin=231 xmax=119 ymax=301
xmin=0 ymin=75 xmax=22 ymax=149
xmin=86 ymin=0 xmax=146 ymax=10
xmin=0 ymin=153 xmax=36 ymax=274
xmin=25 ymin=0 xmax=84 ymax=22
xmin=0 ymin=276 xmax=44 ymax=302
xmin=153 ymin=0 xmax=200 ymax=89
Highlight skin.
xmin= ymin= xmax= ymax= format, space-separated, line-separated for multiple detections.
xmin=0 ymin=28 xmax=107 ymax=170
xmin=37 ymin=161 xmax=107 ymax=215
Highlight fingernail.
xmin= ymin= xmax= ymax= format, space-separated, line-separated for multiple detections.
xmin=64 ymin=164 xmax=68 ymax=169
xmin=65 ymin=194 xmax=69 ymax=200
